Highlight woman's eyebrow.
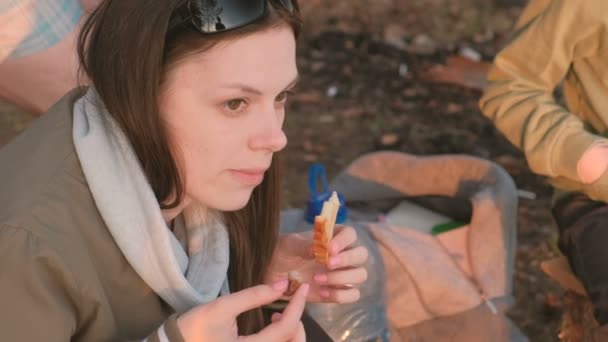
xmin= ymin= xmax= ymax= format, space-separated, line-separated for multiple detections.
xmin=221 ymin=75 xmax=300 ymax=95
xmin=221 ymin=83 xmax=263 ymax=95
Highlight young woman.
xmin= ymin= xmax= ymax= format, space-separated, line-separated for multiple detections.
xmin=0 ymin=1 xmax=369 ymax=340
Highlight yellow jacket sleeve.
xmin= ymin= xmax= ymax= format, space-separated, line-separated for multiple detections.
xmin=479 ymin=0 xmax=606 ymax=183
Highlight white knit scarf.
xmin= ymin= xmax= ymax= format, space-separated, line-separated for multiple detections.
xmin=72 ymin=89 xmax=230 ymax=314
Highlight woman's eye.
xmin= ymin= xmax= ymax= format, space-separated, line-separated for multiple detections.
xmin=224 ymin=99 xmax=247 ymax=112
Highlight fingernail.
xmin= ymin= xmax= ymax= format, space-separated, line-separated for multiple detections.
xmin=271 ymin=312 xmax=282 ymax=322
xmin=272 ymin=279 xmax=289 ymax=291
xmin=329 ymin=256 xmax=341 ymax=267
xmin=320 ymin=289 xmax=330 ymax=298
xmin=314 ymin=274 xmax=328 ymax=283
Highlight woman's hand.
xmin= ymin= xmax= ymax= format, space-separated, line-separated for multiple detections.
xmin=177 ymin=280 xmax=309 ymax=341
xmin=266 ymin=225 xmax=369 ymax=303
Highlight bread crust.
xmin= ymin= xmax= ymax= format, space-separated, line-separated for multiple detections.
xmin=312 ymin=192 xmax=340 ymax=265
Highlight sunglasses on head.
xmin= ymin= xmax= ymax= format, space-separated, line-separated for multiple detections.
xmin=169 ymin=0 xmax=297 ymax=34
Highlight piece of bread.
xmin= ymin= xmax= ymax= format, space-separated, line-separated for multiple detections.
xmin=313 ymin=191 xmax=340 ymax=265
xmin=285 ymin=271 xmax=303 ymax=296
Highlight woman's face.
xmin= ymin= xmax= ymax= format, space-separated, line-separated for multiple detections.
xmin=159 ymin=25 xmax=297 ymax=211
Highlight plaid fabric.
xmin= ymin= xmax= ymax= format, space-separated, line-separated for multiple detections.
xmin=1 ymin=0 xmax=82 ymax=58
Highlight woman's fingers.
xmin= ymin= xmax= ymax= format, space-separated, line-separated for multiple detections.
xmin=329 ymin=225 xmax=357 ymax=255
xmin=292 ymin=320 xmax=306 ymax=342
xmin=244 ymin=283 xmax=309 ymax=341
xmin=317 ymin=286 xmax=361 ymax=304
xmin=210 ymin=279 xmax=288 ymax=317
xmin=327 ymin=245 xmax=368 ymax=269
xmin=269 ymin=312 xmax=305 ymax=342
xmin=214 ymin=280 xmax=289 ymax=319
xmin=314 ymin=267 xmax=368 ymax=286
xmin=271 ymin=312 xmax=282 ymax=323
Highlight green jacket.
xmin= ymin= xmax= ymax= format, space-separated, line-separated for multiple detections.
xmin=480 ymin=0 xmax=608 ymax=202
xmin=0 ymin=90 xmax=185 ymax=341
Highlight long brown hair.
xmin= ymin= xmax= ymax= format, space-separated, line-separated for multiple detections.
xmin=77 ymin=0 xmax=301 ymax=334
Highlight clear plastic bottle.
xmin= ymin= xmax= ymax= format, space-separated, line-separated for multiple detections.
xmin=281 ymin=163 xmax=389 ymax=342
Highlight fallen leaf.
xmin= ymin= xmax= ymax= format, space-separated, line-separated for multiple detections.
xmin=319 ymin=114 xmax=335 ymax=123
xmin=424 ymin=56 xmax=491 ymax=91
xmin=311 ymin=61 xmax=325 ymax=72
xmin=402 ymin=88 xmax=418 ymax=97
xmin=446 ymin=102 xmax=463 ymax=113
xmin=381 ymin=133 xmax=400 ymax=146
xmin=293 ymin=91 xmax=323 ymax=103
xmin=341 ymin=107 xmax=365 ymax=118
xmin=383 ymin=23 xmax=407 ymax=50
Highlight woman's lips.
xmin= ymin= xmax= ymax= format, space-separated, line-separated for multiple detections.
xmin=229 ymin=169 xmax=266 ymax=185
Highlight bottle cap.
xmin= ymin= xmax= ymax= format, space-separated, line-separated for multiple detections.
xmin=305 ymin=163 xmax=348 ymax=224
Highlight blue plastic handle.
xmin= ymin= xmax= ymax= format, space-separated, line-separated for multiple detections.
xmin=308 ymin=163 xmax=329 ymax=197
xmin=305 ymin=163 xmax=348 ymax=224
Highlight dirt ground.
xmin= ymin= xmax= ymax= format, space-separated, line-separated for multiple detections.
xmin=0 ymin=1 xmax=566 ymax=341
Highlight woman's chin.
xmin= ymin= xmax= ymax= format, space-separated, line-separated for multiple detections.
xmin=189 ymin=188 xmax=255 ymax=212
xmin=213 ymin=193 xmax=252 ymax=212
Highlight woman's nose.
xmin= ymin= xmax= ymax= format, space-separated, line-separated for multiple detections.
xmin=249 ymin=108 xmax=288 ymax=153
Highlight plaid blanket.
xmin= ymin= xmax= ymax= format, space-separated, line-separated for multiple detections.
xmin=1 ymin=0 xmax=82 ymax=58
xmin=281 ymin=151 xmax=527 ymax=341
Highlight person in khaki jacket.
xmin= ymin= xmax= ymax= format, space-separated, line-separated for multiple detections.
xmin=0 ymin=0 xmax=370 ymax=340
xmin=479 ymin=0 xmax=608 ymax=336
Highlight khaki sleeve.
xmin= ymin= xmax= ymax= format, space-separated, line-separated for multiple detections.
xmin=479 ymin=0 xmax=606 ymax=183
xmin=0 ymin=224 xmax=78 ymax=340
xmin=145 ymin=314 xmax=186 ymax=342
xmin=0 ymin=223 xmax=187 ymax=342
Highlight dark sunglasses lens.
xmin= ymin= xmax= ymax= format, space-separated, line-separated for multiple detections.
xmin=278 ymin=0 xmax=295 ymax=12
xmin=190 ymin=0 xmax=266 ymax=33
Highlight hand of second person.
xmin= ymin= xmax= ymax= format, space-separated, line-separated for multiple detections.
xmin=577 ymin=143 xmax=608 ymax=184
xmin=266 ymin=225 xmax=369 ymax=303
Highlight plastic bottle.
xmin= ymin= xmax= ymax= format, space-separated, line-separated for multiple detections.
xmin=303 ymin=163 xmax=389 ymax=342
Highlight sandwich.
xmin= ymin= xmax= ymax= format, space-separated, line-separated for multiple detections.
xmin=313 ymin=191 xmax=340 ymax=265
